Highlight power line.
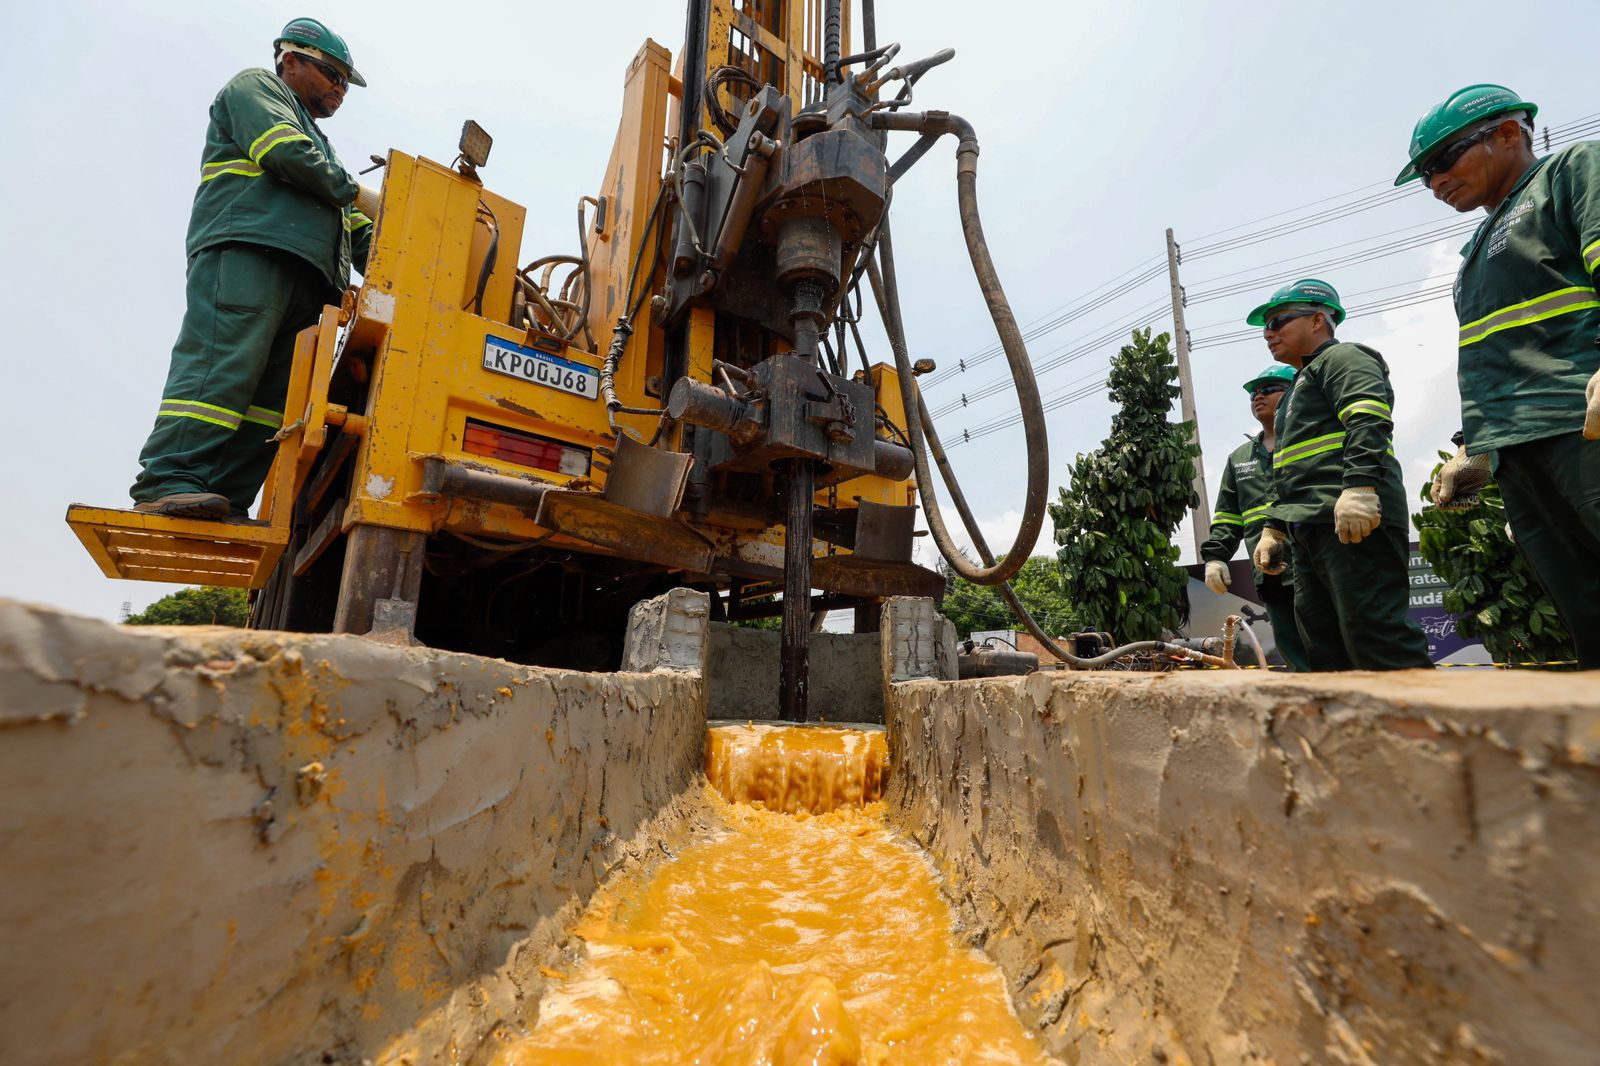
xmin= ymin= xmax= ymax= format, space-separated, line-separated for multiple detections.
xmin=919 ymin=259 xmax=1166 ymax=391
xmin=1191 ymin=282 xmax=1455 ymax=351
xmin=930 ymin=112 xmax=1600 ymax=447
xmin=928 ymin=298 xmax=1167 ymax=418
xmin=1182 ymin=111 xmax=1600 ymax=258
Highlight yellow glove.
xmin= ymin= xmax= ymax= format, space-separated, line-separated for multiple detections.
xmin=1203 ymin=560 xmax=1231 ymax=594
xmin=1585 ymin=365 xmax=1600 ymax=440
xmin=1430 ymin=445 xmax=1492 ymax=509
xmin=1334 ymin=486 xmax=1382 ymax=544
xmin=1253 ymin=527 xmax=1288 ymax=575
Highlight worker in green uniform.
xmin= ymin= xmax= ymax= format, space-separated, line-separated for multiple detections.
xmin=1247 ymin=279 xmax=1432 ymax=671
xmin=1200 ymin=365 xmax=1311 ymax=671
xmin=129 ymin=18 xmax=373 ymax=519
xmin=1401 ymin=85 xmax=1600 ymax=669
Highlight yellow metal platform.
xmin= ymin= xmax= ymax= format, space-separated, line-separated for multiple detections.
xmin=65 ymin=505 xmax=289 ymax=589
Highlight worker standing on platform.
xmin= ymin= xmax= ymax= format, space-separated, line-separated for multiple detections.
xmin=1247 ymin=279 xmax=1432 ymax=671
xmin=1402 ymin=85 xmax=1600 ymax=669
xmin=129 ymin=18 xmax=372 ymax=520
xmin=1200 ymin=365 xmax=1310 ymax=671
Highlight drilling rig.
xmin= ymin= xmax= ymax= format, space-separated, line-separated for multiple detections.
xmin=68 ymin=0 xmax=1075 ymax=718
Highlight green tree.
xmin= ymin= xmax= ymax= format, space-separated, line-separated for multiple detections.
xmin=1049 ymin=328 xmax=1199 ymax=641
xmin=124 ymin=586 xmax=249 ymax=627
xmin=939 ymin=555 xmax=1078 ymax=638
xmin=1412 ymin=456 xmax=1574 ymax=667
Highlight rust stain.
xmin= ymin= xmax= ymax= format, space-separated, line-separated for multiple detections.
xmin=492 ymin=395 xmax=543 ymax=419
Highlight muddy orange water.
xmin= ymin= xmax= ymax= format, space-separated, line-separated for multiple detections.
xmin=491 ymin=725 xmax=1052 ymax=1066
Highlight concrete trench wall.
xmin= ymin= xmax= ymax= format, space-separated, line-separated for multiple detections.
xmin=885 ymin=670 xmax=1600 ymax=1065
xmin=0 ymin=599 xmax=709 ymax=1066
xmin=6 ymin=590 xmax=1597 ymax=1066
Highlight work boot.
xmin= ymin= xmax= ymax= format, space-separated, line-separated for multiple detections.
xmin=133 ymin=492 xmax=230 ymax=519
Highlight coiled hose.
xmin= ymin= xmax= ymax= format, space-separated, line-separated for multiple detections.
xmin=866 ymin=111 xmax=1231 ymax=670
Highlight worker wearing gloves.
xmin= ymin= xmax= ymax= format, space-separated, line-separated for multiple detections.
xmin=1248 ymin=280 xmax=1431 ymax=671
xmin=1200 ymin=365 xmax=1310 ymax=671
xmin=130 ymin=18 xmax=373 ymax=519
xmin=1401 ymin=84 xmax=1600 ymax=668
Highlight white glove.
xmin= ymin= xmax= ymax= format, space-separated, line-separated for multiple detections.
xmin=1334 ymin=486 xmax=1382 ymax=544
xmin=1585 ymin=365 xmax=1600 ymax=440
xmin=1431 ymin=445 xmax=1492 ymax=509
xmin=1253 ymin=527 xmax=1288 ymax=575
xmin=1204 ymin=560 xmax=1231 ymax=594
xmin=1506 ymin=522 xmax=1516 ymax=544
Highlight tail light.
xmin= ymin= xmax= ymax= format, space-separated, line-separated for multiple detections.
xmin=463 ymin=419 xmax=590 ymax=477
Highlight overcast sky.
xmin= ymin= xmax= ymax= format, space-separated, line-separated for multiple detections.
xmin=2 ymin=0 xmax=1593 ymax=622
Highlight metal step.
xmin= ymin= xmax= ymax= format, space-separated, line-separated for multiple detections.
xmin=64 ymin=505 xmax=290 ymax=589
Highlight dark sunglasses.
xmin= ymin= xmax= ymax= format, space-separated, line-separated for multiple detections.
xmin=299 ymin=53 xmax=349 ymax=89
xmin=1263 ymin=310 xmax=1318 ymax=333
xmin=1251 ymin=383 xmax=1289 ymax=398
xmin=1419 ymin=126 xmax=1496 ymax=185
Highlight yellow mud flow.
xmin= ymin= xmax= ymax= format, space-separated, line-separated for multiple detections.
xmin=492 ymin=728 xmax=1050 ymax=1066
xmin=706 ymin=723 xmax=888 ymax=814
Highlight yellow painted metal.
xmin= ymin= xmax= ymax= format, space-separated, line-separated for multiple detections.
xmin=64 ymin=506 xmax=289 ymax=589
xmin=67 ymin=3 xmax=920 ymax=596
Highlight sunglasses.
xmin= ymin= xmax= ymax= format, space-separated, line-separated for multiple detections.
xmin=1263 ymin=310 xmax=1318 ymax=333
xmin=299 ymin=53 xmax=349 ymax=89
xmin=1419 ymin=126 xmax=1496 ymax=185
xmin=1251 ymin=383 xmax=1289 ymax=398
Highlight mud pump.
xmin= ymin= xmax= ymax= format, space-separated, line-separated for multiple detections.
xmin=67 ymin=0 xmax=1226 ymax=721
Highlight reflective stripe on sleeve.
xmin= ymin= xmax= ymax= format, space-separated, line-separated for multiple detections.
xmin=1584 ymin=238 xmax=1600 ymax=276
xmin=346 ymin=210 xmax=373 ymax=232
xmin=1242 ymin=503 xmax=1273 ymax=523
xmin=1338 ymin=398 xmax=1393 ymax=422
xmin=157 ymin=399 xmax=243 ymax=430
xmin=200 ymin=158 xmax=263 ymax=182
xmin=1212 ymin=511 xmax=1244 ymax=527
xmin=1274 ymin=431 xmax=1346 ymax=469
xmin=242 ymin=406 xmax=283 ymax=429
xmin=1458 ymin=286 xmax=1600 ymax=347
xmin=249 ymin=122 xmax=311 ymax=164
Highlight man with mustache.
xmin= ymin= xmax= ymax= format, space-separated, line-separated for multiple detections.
xmin=1248 ymin=279 xmax=1431 ymax=671
xmin=130 ymin=18 xmax=372 ymax=521
xmin=1404 ymin=85 xmax=1600 ymax=668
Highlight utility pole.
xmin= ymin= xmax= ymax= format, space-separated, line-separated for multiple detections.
xmin=1165 ymin=228 xmax=1209 ymax=559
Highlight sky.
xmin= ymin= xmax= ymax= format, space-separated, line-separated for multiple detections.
xmin=1 ymin=0 xmax=1594 ymax=623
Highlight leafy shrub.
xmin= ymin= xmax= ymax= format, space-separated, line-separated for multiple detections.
xmin=1413 ymin=454 xmax=1574 ymax=667
xmin=1050 ymin=329 xmax=1199 ymax=641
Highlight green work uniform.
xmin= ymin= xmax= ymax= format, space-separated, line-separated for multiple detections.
xmin=131 ymin=68 xmax=373 ymax=515
xmin=1453 ymin=142 xmax=1600 ymax=668
xmin=1200 ymin=434 xmax=1310 ymax=671
xmin=1268 ymin=340 xmax=1431 ymax=670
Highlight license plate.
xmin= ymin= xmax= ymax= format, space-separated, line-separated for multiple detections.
xmin=482 ymin=336 xmax=599 ymax=400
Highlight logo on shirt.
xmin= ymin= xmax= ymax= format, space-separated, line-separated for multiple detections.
xmin=1485 ymin=198 xmax=1533 ymax=259
xmin=1233 ymin=461 xmax=1260 ymax=478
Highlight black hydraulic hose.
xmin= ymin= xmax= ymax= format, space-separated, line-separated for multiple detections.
xmin=867 ymin=257 xmax=1219 ymax=668
xmin=466 ymin=201 xmax=499 ymax=316
xmin=863 ymin=113 xmax=1229 ymax=669
xmin=823 ymin=0 xmax=843 ymax=84
xmin=909 ymin=370 xmax=1226 ymax=669
xmin=865 ymin=110 xmax=1045 ymax=586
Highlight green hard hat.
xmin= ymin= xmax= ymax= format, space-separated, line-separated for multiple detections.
xmin=1242 ymin=364 xmax=1296 ymax=394
xmin=1245 ymin=278 xmax=1345 ymax=327
xmin=1394 ymin=84 xmax=1536 ymax=186
xmin=276 ymin=17 xmax=366 ymax=87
